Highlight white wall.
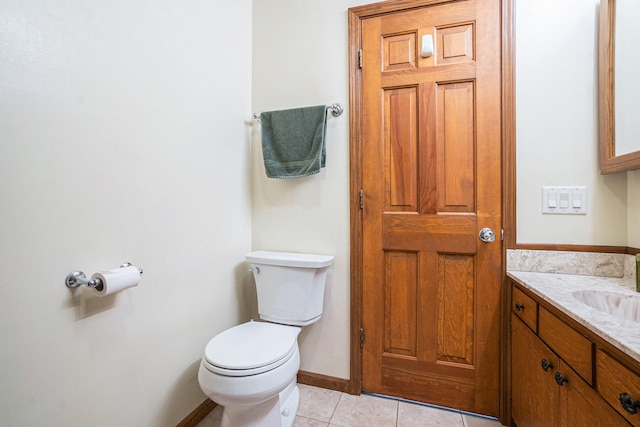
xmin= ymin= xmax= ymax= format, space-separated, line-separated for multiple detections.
xmin=251 ymin=0 xmax=370 ymax=380
xmin=516 ymin=0 xmax=629 ymax=245
xmin=0 ymin=1 xmax=252 ymax=425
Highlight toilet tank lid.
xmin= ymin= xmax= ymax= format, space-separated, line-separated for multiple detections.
xmin=246 ymin=251 xmax=334 ymax=268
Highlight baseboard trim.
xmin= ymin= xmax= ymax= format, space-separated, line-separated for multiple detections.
xmin=175 ymin=398 xmax=217 ymax=427
xmin=297 ymin=370 xmax=351 ymax=393
xmin=176 ymin=371 xmax=351 ymax=426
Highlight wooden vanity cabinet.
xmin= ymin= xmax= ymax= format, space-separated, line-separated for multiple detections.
xmin=559 ymin=359 xmax=630 ymax=427
xmin=511 ymin=313 xmax=559 ymax=427
xmin=597 ymin=349 xmax=640 ymax=425
xmin=510 ymin=281 xmax=633 ymax=427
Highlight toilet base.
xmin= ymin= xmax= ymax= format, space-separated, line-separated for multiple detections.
xmin=220 ymin=379 xmax=299 ymax=427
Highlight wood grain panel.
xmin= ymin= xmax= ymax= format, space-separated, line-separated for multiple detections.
xmin=596 ymin=349 xmax=640 ymax=425
xmin=385 ymin=87 xmax=418 ymax=211
xmin=437 ymin=254 xmax=475 ymax=364
xmin=515 ymin=243 xmax=632 ymax=254
xmin=559 ymin=360 xmax=630 ymax=427
xmin=297 ymin=370 xmax=351 ymax=393
xmin=437 ymin=23 xmax=474 ymax=64
xmin=378 ymin=0 xmax=476 ymax=35
xmin=384 ymin=251 xmax=418 ymax=357
xmin=384 ymin=33 xmax=417 ymax=71
xmin=538 ymin=307 xmax=594 ymax=385
xmin=382 ymin=364 xmax=475 ymax=409
xmin=511 ymin=314 xmax=560 ymax=427
xmin=437 ymin=81 xmax=475 ymax=213
xmin=381 ymin=62 xmax=476 ymax=85
xmin=512 ymin=285 xmax=538 ymax=332
xmin=382 ymin=214 xmax=477 ymax=253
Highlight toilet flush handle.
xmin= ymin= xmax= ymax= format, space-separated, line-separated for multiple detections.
xmin=249 ymin=267 xmax=260 ymax=274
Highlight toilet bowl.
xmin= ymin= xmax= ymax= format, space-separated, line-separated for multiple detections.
xmin=197 ymin=251 xmax=333 ymax=427
xmin=198 ymin=321 xmax=301 ymax=427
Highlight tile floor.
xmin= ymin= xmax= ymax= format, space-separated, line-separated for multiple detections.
xmin=197 ymin=384 xmax=505 ymax=427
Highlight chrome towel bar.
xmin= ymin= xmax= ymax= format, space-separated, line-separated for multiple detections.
xmin=253 ymin=103 xmax=343 ymax=120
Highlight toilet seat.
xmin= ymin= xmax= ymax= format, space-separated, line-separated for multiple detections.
xmin=203 ymin=321 xmax=300 ymax=377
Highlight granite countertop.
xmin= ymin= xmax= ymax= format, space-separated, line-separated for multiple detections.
xmin=507 ymin=270 xmax=640 ymax=363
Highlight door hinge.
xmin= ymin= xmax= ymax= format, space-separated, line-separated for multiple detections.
xmin=359 ymin=49 xmax=363 ymax=69
xmin=501 ymin=228 xmax=505 ymax=241
xmin=359 ymin=327 xmax=364 ymax=348
xmin=359 ymin=188 xmax=364 ymax=210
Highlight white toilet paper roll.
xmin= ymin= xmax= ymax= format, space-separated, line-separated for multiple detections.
xmin=91 ymin=266 xmax=141 ymax=297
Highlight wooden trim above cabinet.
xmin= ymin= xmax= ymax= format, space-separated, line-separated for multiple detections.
xmin=515 ymin=243 xmax=639 ymax=255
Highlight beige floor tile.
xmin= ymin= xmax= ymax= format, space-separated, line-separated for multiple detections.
xmin=293 ymin=415 xmax=330 ymax=427
xmin=397 ymin=401 xmax=464 ymax=426
xmin=461 ymin=413 xmax=505 ymax=427
xmin=193 ymin=385 xmax=506 ymax=427
xmin=330 ymin=393 xmax=398 ymax=427
xmin=297 ymin=383 xmax=342 ymax=422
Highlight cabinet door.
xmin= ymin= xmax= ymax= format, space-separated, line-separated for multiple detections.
xmin=597 ymin=349 xmax=640 ymax=426
xmin=512 ymin=314 xmax=560 ymax=427
xmin=558 ymin=360 xmax=631 ymax=427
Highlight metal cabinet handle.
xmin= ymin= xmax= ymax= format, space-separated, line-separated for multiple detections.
xmin=554 ymin=372 xmax=568 ymax=386
xmin=620 ymin=393 xmax=640 ymax=415
xmin=541 ymin=359 xmax=553 ymax=372
xmin=515 ymin=302 xmax=524 ymax=311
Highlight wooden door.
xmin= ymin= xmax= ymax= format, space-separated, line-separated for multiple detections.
xmin=511 ymin=315 xmax=560 ymax=427
xmin=359 ymin=0 xmax=502 ymax=416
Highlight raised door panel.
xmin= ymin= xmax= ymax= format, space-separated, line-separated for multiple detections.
xmin=383 ymin=251 xmax=418 ymax=358
xmin=436 ymin=254 xmax=475 ymax=365
xmin=436 ymin=81 xmax=476 ymax=213
xmin=384 ymin=87 xmax=419 ymax=212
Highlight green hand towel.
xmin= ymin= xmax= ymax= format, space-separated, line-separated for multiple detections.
xmin=260 ymin=105 xmax=327 ymax=179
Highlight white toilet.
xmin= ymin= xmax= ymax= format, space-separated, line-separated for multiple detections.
xmin=197 ymin=250 xmax=333 ymax=427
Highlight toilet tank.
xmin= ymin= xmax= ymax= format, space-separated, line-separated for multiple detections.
xmin=246 ymin=251 xmax=333 ymax=326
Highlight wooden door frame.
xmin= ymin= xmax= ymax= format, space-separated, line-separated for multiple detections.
xmin=347 ymin=0 xmax=516 ymax=423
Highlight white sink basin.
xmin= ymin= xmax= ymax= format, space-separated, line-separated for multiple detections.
xmin=572 ymin=290 xmax=640 ymax=323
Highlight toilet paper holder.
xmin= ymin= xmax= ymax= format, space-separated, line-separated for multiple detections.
xmin=65 ymin=263 xmax=143 ymax=289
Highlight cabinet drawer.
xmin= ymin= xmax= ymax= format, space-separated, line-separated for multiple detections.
xmin=538 ymin=307 xmax=593 ymax=384
xmin=512 ymin=285 xmax=537 ymax=331
xmin=597 ymin=349 xmax=640 ymax=425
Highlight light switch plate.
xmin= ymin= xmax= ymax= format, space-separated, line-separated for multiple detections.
xmin=542 ymin=186 xmax=587 ymax=215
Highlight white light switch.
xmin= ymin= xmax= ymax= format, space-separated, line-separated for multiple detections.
xmin=572 ymin=193 xmax=583 ymax=208
xmin=542 ymin=186 xmax=587 ymax=215
xmin=559 ymin=193 xmax=570 ymax=208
